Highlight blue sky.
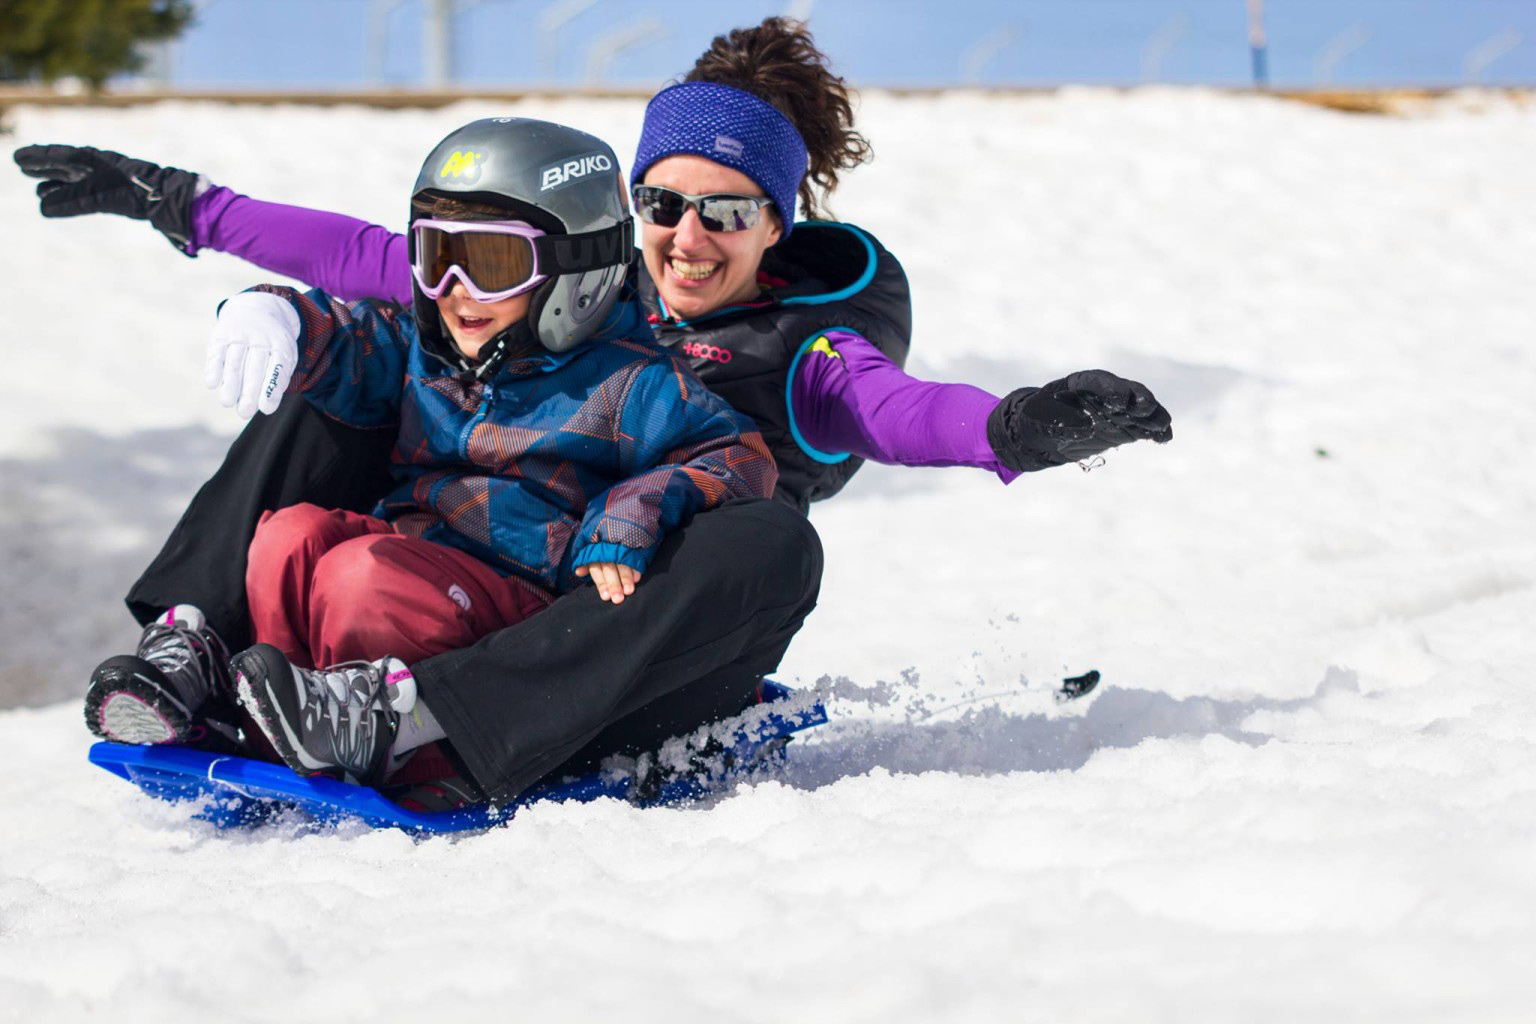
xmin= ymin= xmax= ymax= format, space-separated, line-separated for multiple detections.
xmin=138 ymin=0 xmax=1536 ymax=89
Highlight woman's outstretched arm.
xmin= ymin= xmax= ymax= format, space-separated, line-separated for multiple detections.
xmin=789 ymin=329 xmax=1018 ymax=479
xmin=15 ymin=144 xmax=412 ymax=302
xmin=789 ymin=331 xmax=1171 ymax=479
xmin=194 ymin=187 xmax=411 ymax=303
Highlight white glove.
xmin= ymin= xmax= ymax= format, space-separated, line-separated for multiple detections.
xmin=204 ymin=291 xmax=301 ymax=418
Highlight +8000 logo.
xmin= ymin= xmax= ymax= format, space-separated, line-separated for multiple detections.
xmin=681 ymin=341 xmax=732 ymax=364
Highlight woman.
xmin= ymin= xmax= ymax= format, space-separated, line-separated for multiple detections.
xmin=15 ymin=19 xmax=1169 ymax=804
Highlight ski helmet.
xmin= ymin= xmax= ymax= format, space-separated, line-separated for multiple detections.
xmin=409 ymin=117 xmax=634 ymax=356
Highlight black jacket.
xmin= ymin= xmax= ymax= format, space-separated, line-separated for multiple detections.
xmin=638 ymin=221 xmax=913 ymax=510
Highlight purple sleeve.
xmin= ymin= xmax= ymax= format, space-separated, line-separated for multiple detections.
xmin=190 ymin=186 xmax=414 ymax=305
xmin=789 ymin=330 xmax=1020 ymax=483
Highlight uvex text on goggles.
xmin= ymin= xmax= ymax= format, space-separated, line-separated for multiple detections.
xmin=631 ymin=185 xmax=774 ymax=233
xmin=410 ymin=217 xmax=637 ymax=304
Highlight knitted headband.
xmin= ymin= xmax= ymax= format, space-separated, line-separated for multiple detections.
xmin=630 ymin=81 xmax=808 ymax=237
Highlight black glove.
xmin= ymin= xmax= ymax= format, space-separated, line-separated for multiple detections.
xmin=13 ymin=144 xmax=202 ymax=255
xmin=987 ymin=369 xmax=1172 ymax=473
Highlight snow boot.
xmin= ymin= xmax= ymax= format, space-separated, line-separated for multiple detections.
xmin=232 ymin=644 xmax=416 ymax=785
xmin=84 ymin=604 xmax=241 ymax=750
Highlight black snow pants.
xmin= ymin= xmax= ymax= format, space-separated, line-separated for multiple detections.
xmin=126 ymin=399 xmax=823 ymax=803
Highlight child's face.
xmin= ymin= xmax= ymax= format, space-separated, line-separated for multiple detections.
xmin=436 ymin=282 xmax=532 ymax=360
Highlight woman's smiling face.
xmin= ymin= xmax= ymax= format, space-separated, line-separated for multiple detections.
xmin=639 ymin=155 xmax=783 ymax=321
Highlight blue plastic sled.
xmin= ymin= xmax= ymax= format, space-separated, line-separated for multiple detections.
xmin=89 ymin=680 xmax=826 ymax=834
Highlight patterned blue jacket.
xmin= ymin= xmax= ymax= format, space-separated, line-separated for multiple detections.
xmin=254 ymin=285 xmax=777 ymax=594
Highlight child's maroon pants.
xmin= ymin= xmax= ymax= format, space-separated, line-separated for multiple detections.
xmin=245 ymin=503 xmax=550 ymax=669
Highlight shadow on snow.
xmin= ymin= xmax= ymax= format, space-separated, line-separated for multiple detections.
xmin=0 ymin=425 xmax=229 ymax=709
xmin=732 ymin=666 xmax=1360 ymax=796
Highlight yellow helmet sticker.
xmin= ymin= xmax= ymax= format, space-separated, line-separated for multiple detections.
xmin=810 ymin=336 xmax=842 ymax=360
xmin=439 ymin=150 xmax=486 ymax=180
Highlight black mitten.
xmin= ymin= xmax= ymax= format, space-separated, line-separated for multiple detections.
xmin=13 ymin=144 xmax=202 ymax=254
xmin=987 ymin=369 xmax=1172 ymax=473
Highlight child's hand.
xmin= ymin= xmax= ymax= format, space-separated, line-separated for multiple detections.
xmin=206 ymin=291 xmax=300 ymax=418
xmin=575 ymin=562 xmax=642 ymax=604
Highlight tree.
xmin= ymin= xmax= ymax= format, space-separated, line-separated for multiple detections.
xmin=0 ymin=0 xmax=194 ymax=91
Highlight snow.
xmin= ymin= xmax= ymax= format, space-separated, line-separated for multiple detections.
xmin=3 ymin=89 xmax=1535 ymax=1021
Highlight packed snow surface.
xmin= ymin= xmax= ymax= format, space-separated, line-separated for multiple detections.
xmin=2 ymin=90 xmax=1534 ymax=1022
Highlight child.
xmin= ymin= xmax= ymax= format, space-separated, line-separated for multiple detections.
xmin=84 ymin=117 xmax=777 ymax=786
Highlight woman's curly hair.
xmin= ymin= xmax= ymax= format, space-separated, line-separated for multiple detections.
xmin=684 ymin=17 xmax=872 ymax=221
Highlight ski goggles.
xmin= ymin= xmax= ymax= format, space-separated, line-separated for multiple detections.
xmin=631 ymin=184 xmax=774 ymax=233
xmin=410 ymin=219 xmax=549 ymax=303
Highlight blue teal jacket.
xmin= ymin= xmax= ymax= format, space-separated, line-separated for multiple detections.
xmin=254 ymin=285 xmax=777 ymax=593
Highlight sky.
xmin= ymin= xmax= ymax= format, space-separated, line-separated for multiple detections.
xmin=127 ymin=0 xmax=1536 ymax=91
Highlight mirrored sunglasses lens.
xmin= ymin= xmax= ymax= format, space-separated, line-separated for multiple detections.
xmin=697 ymin=196 xmax=762 ymax=233
xmin=635 ymin=187 xmax=686 ymax=227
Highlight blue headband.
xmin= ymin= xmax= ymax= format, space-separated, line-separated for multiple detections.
xmin=631 ymin=82 xmax=808 ymax=238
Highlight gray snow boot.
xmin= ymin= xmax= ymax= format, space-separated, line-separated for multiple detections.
xmin=84 ymin=604 xmax=240 ymax=749
xmin=233 ymin=644 xmax=417 ymax=785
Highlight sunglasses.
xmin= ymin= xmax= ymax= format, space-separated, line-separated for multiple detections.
xmin=410 ymin=219 xmax=547 ymax=303
xmin=631 ymin=185 xmax=774 ymax=233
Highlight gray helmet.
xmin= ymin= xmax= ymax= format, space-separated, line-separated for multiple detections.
xmin=410 ymin=117 xmax=634 ymax=355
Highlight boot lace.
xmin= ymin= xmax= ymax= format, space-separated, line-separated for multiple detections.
xmin=297 ymin=661 xmax=395 ymax=775
xmin=138 ymin=622 xmax=232 ymax=702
